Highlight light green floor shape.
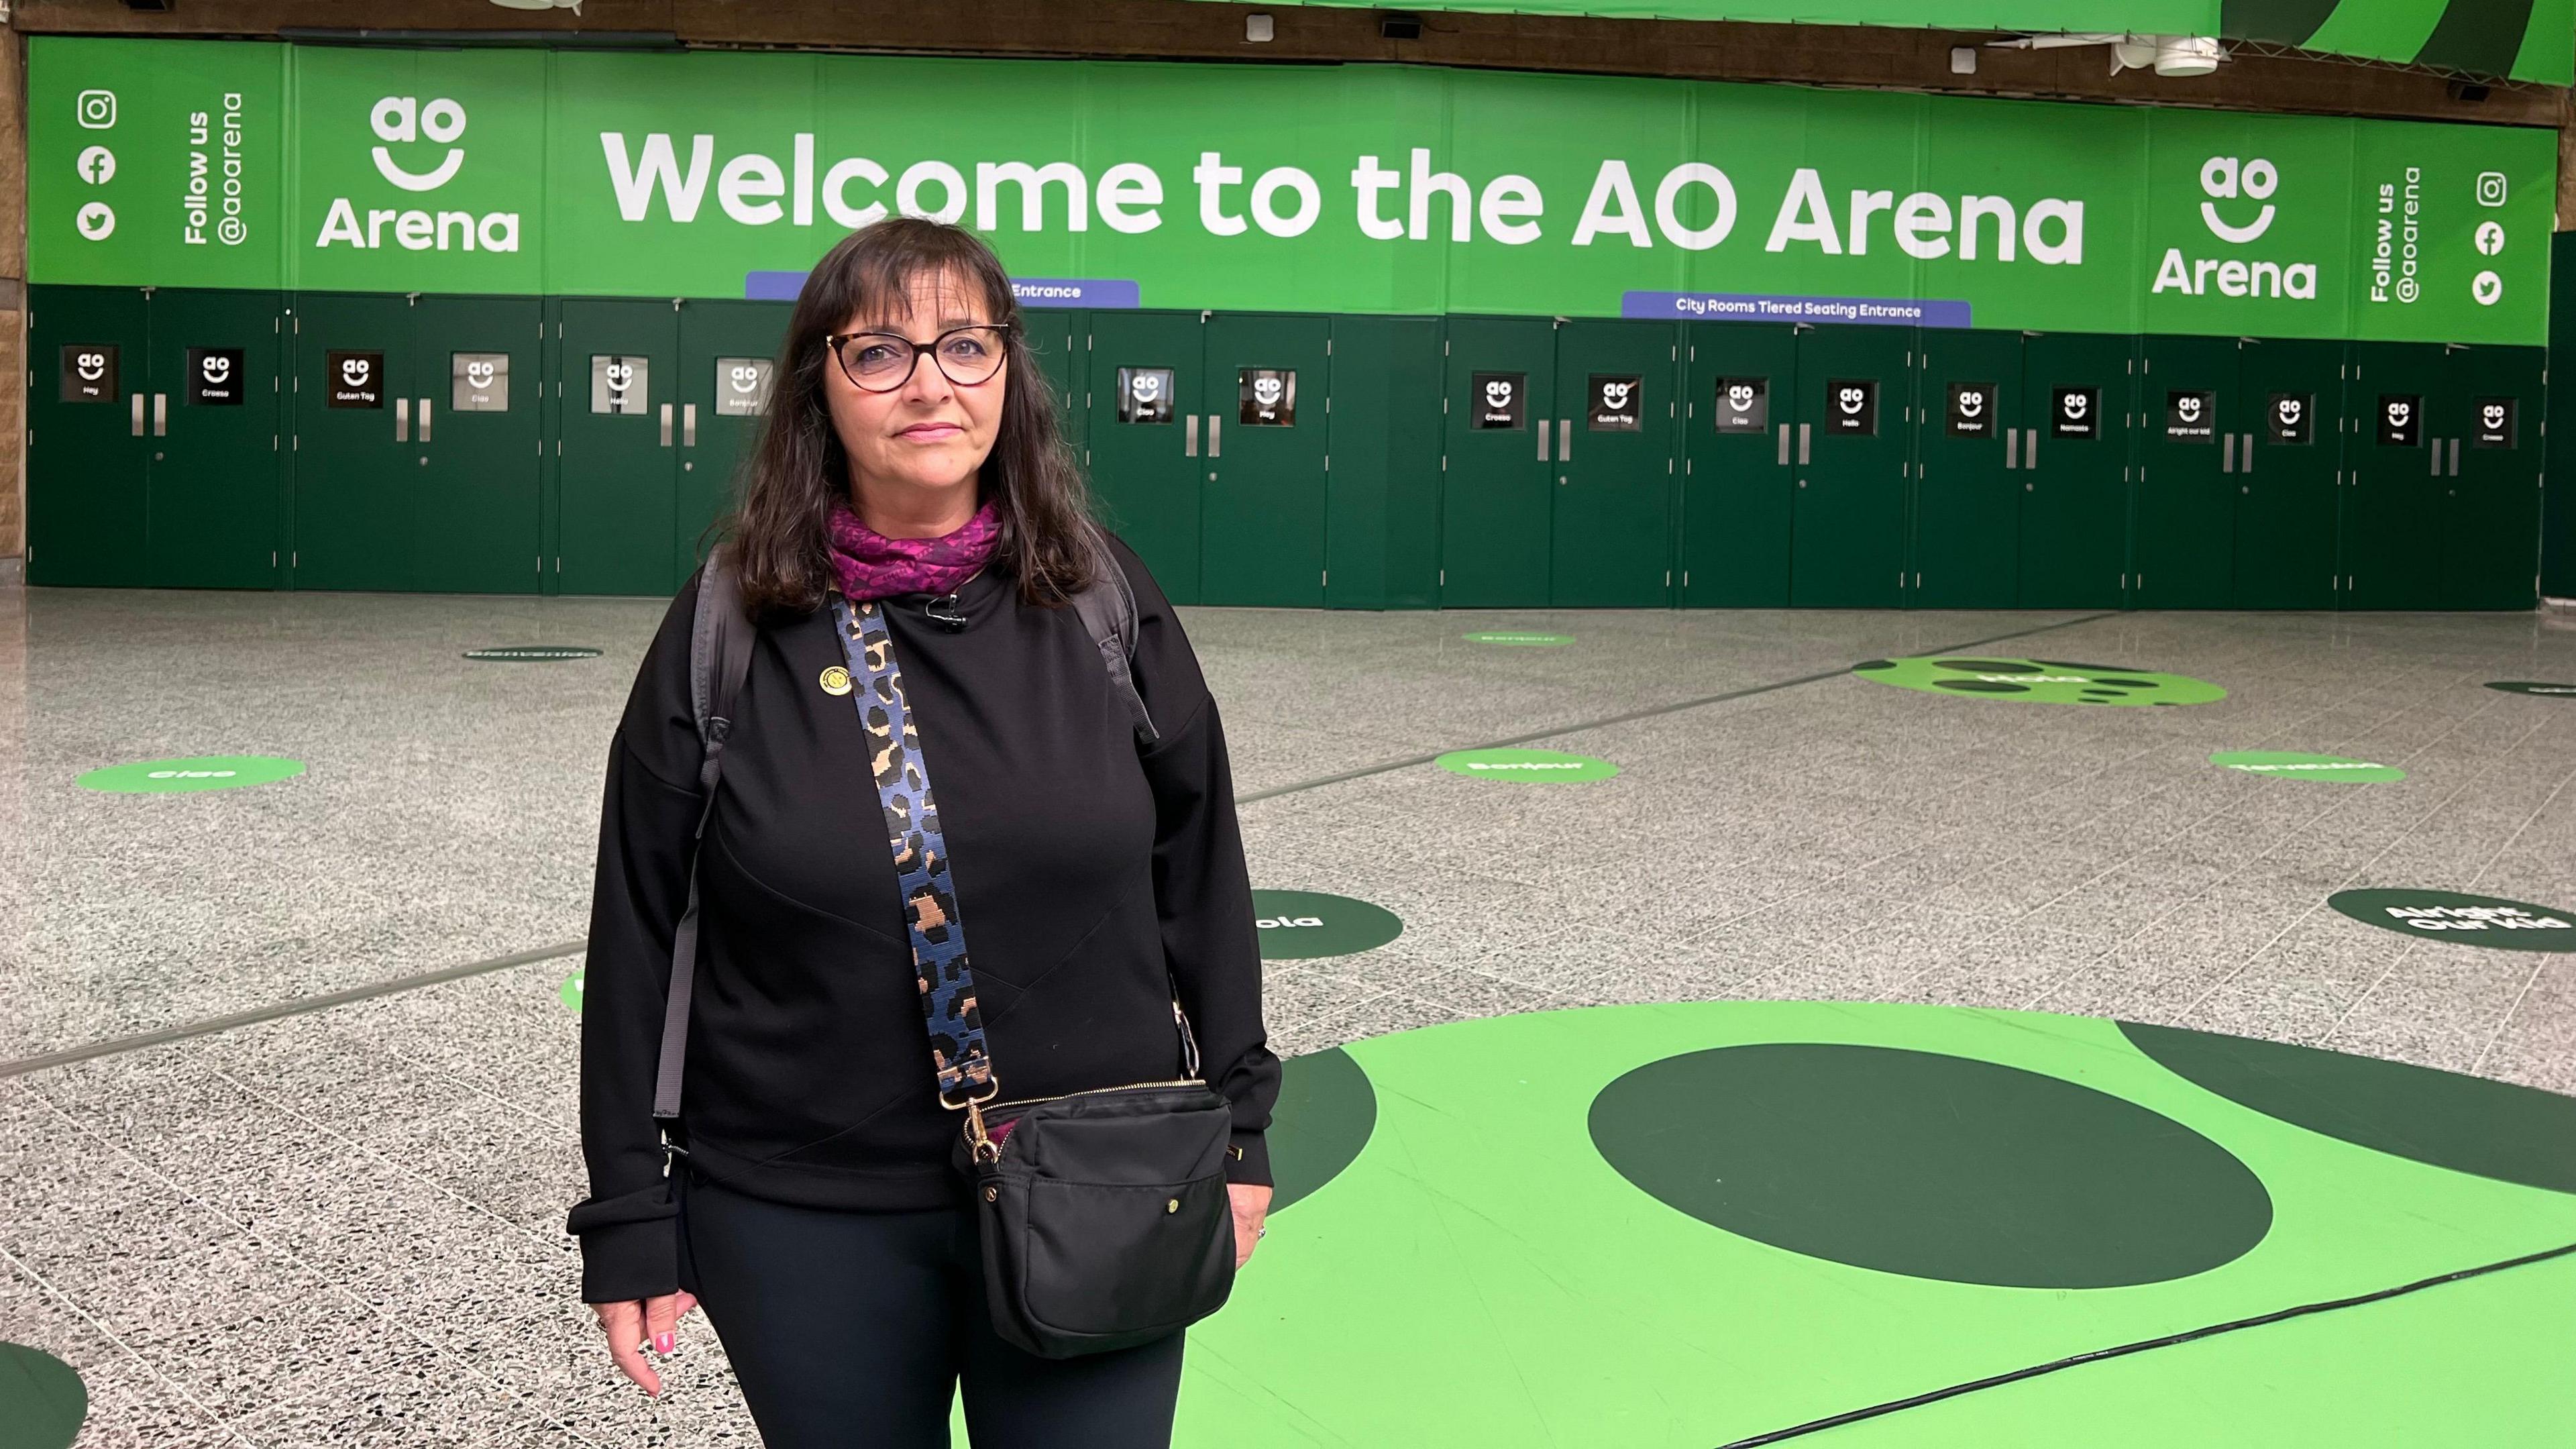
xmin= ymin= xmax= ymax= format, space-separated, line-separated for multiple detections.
xmin=1171 ymin=1002 xmax=2576 ymax=1448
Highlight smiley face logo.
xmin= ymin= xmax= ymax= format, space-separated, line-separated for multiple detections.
xmin=1725 ymin=384 xmax=1754 ymax=411
xmin=2387 ymin=400 xmax=2412 ymax=428
xmin=2277 ymin=398 xmax=2302 ymax=425
xmin=604 ymin=362 xmax=635 ymax=394
xmin=1837 ymin=386 xmax=1864 ymax=415
xmin=201 ymin=354 xmax=233 ymax=384
xmin=2063 ymin=392 xmax=2090 ymax=421
xmin=2177 ymin=396 xmax=2203 ymax=423
xmin=1253 ymin=376 xmax=1285 ymax=407
xmin=1956 ymin=390 xmax=1985 ymax=418
xmin=370 ymin=95 xmax=467 ymax=192
xmin=729 ymin=364 xmax=761 ymax=393
xmin=2198 ymin=155 xmax=2278 ymax=244
xmin=1130 ymin=372 xmax=1163 ymax=403
xmin=465 ymin=360 xmax=496 ymax=389
xmin=74 ymin=350 xmax=107 ymax=382
xmin=337 ymin=357 xmax=368 ymax=387
xmin=2483 ymin=403 xmax=2506 ymax=429
xmin=1485 ymin=378 xmax=1514 ymax=409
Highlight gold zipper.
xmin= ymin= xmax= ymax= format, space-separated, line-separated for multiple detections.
xmin=985 ymin=1077 xmax=1204 ymax=1114
xmin=964 ymin=1078 xmax=1206 ymax=1163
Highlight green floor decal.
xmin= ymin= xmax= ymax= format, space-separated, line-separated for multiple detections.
xmin=2485 ymin=681 xmax=2576 ymax=698
xmin=1854 ymin=657 xmax=2226 ymax=706
xmin=1462 ymin=631 xmax=1574 ymax=647
xmin=1589 ymin=1043 xmax=2270 ymax=1288
xmin=464 ymin=645 xmax=604 ymax=661
xmin=74 ymin=755 xmax=306 ymax=794
xmin=2328 ymin=889 xmax=2576 ymax=952
xmin=1250 ymin=891 xmax=1404 ymax=961
xmin=0 ymin=1342 xmax=87 ymax=1449
xmin=2211 ymin=750 xmax=2405 ymax=782
xmin=1435 ymin=747 xmax=1620 ymax=782
xmin=1265 ymin=1047 xmax=1375 ymax=1214
xmin=1184 ymin=1002 xmax=2576 ymax=1447
xmin=559 ymin=970 xmax=585 ymax=1013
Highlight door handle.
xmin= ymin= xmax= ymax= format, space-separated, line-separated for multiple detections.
xmin=1539 ymin=419 xmax=1551 ymax=461
xmin=419 ymin=398 xmax=433 ymax=443
xmin=683 ymin=402 xmax=697 ymax=447
xmin=2241 ymin=433 xmax=2253 ymax=474
xmin=2222 ymin=434 xmax=2235 ymax=473
xmin=1208 ymin=415 xmax=1221 ymax=458
xmin=2004 ymin=428 xmax=2019 ymax=470
xmin=2428 ymin=439 xmax=2440 ymax=476
xmin=1797 ymin=423 xmax=1811 ymax=464
xmin=396 ymin=396 xmax=409 ymax=442
xmin=2449 ymin=438 xmax=2461 ymax=477
xmin=1776 ymin=423 xmax=1790 ymax=466
xmin=130 ymin=392 xmax=144 ymax=436
xmin=1558 ymin=420 xmax=1570 ymax=463
xmin=2025 ymin=428 xmax=2039 ymax=471
xmin=1185 ymin=415 xmax=1198 ymax=457
xmin=659 ymin=402 xmax=674 ymax=447
xmin=152 ymin=392 xmax=167 ymax=437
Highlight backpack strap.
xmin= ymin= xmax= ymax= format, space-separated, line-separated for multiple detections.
xmin=1069 ymin=523 xmax=1159 ymax=747
xmin=651 ymin=548 xmax=755 ymax=1127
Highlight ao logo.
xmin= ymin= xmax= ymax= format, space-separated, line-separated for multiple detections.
xmin=1837 ymin=385 xmax=1864 ymax=415
xmin=340 ymin=356 xmax=371 ymax=386
xmin=201 ymin=354 xmax=233 ymax=384
xmin=604 ymin=362 xmax=636 ymax=395
xmin=2177 ymin=395 xmax=2203 ymax=423
xmin=1957 ymin=390 xmax=1985 ymax=418
xmin=2277 ymin=397 xmax=2302 ymax=425
xmin=2483 ymin=402 xmax=2506 ymax=428
xmin=729 ymin=363 xmax=761 ymax=392
xmin=371 ymin=96 xmax=468 ymax=191
xmin=1130 ymin=372 xmax=1163 ymax=402
xmin=464 ymin=359 xmax=498 ymax=390
xmin=2200 ymin=156 xmax=2277 ymax=243
xmin=2387 ymin=400 xmax=2412 ymax=428
xmin=1725 ymin=383 xmax=1755 ymax=411
xmin=1485 ymin=378 xmax=1515 ymax=408
xmin=1253 ymin=376 xmax=1285 ymax=407
xmin=1601 ymin=380 xmax=1635 ymax=411
xmin=2062 ymin=392 xmax=2090 ymax=420
xmin=74 ymin=351 xmax=107 ymax=382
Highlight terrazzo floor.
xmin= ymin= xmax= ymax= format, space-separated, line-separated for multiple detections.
xmin=5 ymin=581 xmax=2574 ymax=1446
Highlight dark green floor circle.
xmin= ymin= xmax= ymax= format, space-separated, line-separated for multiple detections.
xmin=1588 ymin=1043 xmax=2272 ymax=1287
xmin=1266 ymin=1046 xmax=1377 ymax=1214
xmin=2121 ymin=1021 xmax=2576 ymax=1195
xmin=0 ymin=1342 xmax=87 ymax=1449
xmin=2485 ymin=681 xmax=2576 ymax=698
xmin=2328 ymin=888 xmax=2576 ymax=952
xmin=1250 ymin=890 xmax=1404 ymax=960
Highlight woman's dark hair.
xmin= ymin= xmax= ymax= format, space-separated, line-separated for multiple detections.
xmin=718 ymin=217 xmax=1098 ymax=618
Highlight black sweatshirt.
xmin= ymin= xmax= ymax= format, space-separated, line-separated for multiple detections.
xmin=566 ymin=534 xmax=1279 ymax=1305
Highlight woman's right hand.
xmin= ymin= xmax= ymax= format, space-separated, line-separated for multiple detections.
xmin=592 ymin=1290 xmax=700 ymax=1397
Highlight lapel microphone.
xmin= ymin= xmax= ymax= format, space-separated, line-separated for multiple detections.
xmin=923 ymin=592 xmax=969 ymax=631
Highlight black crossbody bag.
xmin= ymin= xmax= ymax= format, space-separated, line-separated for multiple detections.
xmin=652 ymin=531 xmax=1238 ymax=1359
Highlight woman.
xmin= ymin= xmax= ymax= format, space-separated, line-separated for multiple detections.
xmin=567 ymin=216 xmax=1279 ymax=1447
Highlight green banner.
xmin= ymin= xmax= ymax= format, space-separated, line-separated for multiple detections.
xmin=28 ymin=38 xmax=2553 ymax=343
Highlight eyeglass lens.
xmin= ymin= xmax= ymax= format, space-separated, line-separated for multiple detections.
xmin=838 ymin=327 xmax=1006 ymax=390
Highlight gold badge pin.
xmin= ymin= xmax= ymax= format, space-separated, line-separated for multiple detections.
xmin=819 ymin=665 xmax=853 ymax=696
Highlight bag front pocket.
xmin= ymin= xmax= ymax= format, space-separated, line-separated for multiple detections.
xmin=1020 ymin=1171 xmax=1236 ymax=1337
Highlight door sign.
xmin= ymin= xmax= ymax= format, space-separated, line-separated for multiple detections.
xmin=590 ymin=355 xmax=650 ymax=415
xmin=1588 ymin=374 xmax=1642 ymax=431
xmin=451 ymin=352 xmax=509 ymax=411
xmin=714 ymin=357 xmax=775 ymax=417
xmin=186 ymin=347 xmax=245 ymax=406
xmin=1470 ymin=372 xmax=1525 ymax=430
xmin=58 ymin=343 xmax=117 ymax=402
xmin=1711 ymin=377 xmax=1768 ymax=434
xmin=1239 ymin=368 xmax=1297 ymax=425
xmin=2376 ymin=394 xmax=2421 ymax=447
xmin=2264 ymin=392 xmax=2312 ymax=445
xmin=2162 ymin=390 xmax=2215 ymax=442
xmin=325 ymin=350 xmax=384 ymax=409
xmin=1823 ymin=378 xmax=1876 ymax=435
xmin=2471 ymin=397 xmax=2517 ymax=449
xmin=1944 ymin=382 xmax=1996 ymax=438
xmin=2049 ymin=385 xmax=2098 ymax=439
xmin=1116 ymin=366 xmax=1175 ymax=424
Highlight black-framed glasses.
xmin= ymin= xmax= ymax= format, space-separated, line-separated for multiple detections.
xmin=826 ymin=323 xmax=1014 ymax=392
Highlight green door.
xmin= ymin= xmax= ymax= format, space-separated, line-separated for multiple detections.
xmin=676 ymin=299 xmax=790 ymax=580
xmin=28 ymin=285 xmax=151 ymax=586
xmin=2015 ymin=333 xmax=2132 ymax=608
xmin=145 ymin=289 xmax=282 ymax=588
xmin=1440 ymin=315 xmax=1556 ymax=607
xmin=1678 ymin=321 xmax=1796 ymax=607
xmin=1085 ymin=311 xmax=1206 ymax=603
xmin=2442 ymin=345 xmax=2544 ymax=610
xmin=1550 ymin=319 xmax=1676 ymax=607
xmin=2231 ymin=339 xmax=2343 ymax=610
xmin=1911 ymin=329 xmax=2021 ymax=608
xmin=2344 ymin=343 xmax=2446 ymax=610
xmin=559 ymin=299 xmax=681 ymax=596
xmin=1025 ymin=307 xmax=1090 ymax=457
xmin=1200 ymin=314 xmax=1330 ymax=607
xmin=2133 ymin=336 xmax=2238 ymax=608
xmin=1790 ymin=326 xmax=1911 ymax=608
xmin=417 ymin=296 xmax=543 ymax=593
xmin=288 ymin=292 xmax=415 ymax=590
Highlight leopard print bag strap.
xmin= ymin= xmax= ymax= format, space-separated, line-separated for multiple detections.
xmin=828 ymin=593 xmax=997 ymax=1107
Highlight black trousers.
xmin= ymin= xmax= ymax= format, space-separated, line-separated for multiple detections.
xmin=674 ymin=1164 xmax=1187 ymax=1448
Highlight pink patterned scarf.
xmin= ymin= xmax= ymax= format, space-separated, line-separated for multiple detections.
xmin=824 ymin=498 xmax=1000 ymax=600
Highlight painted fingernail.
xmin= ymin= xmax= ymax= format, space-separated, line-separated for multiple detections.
xmin=653 ymin=1332 xmax=676 ymax=1354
